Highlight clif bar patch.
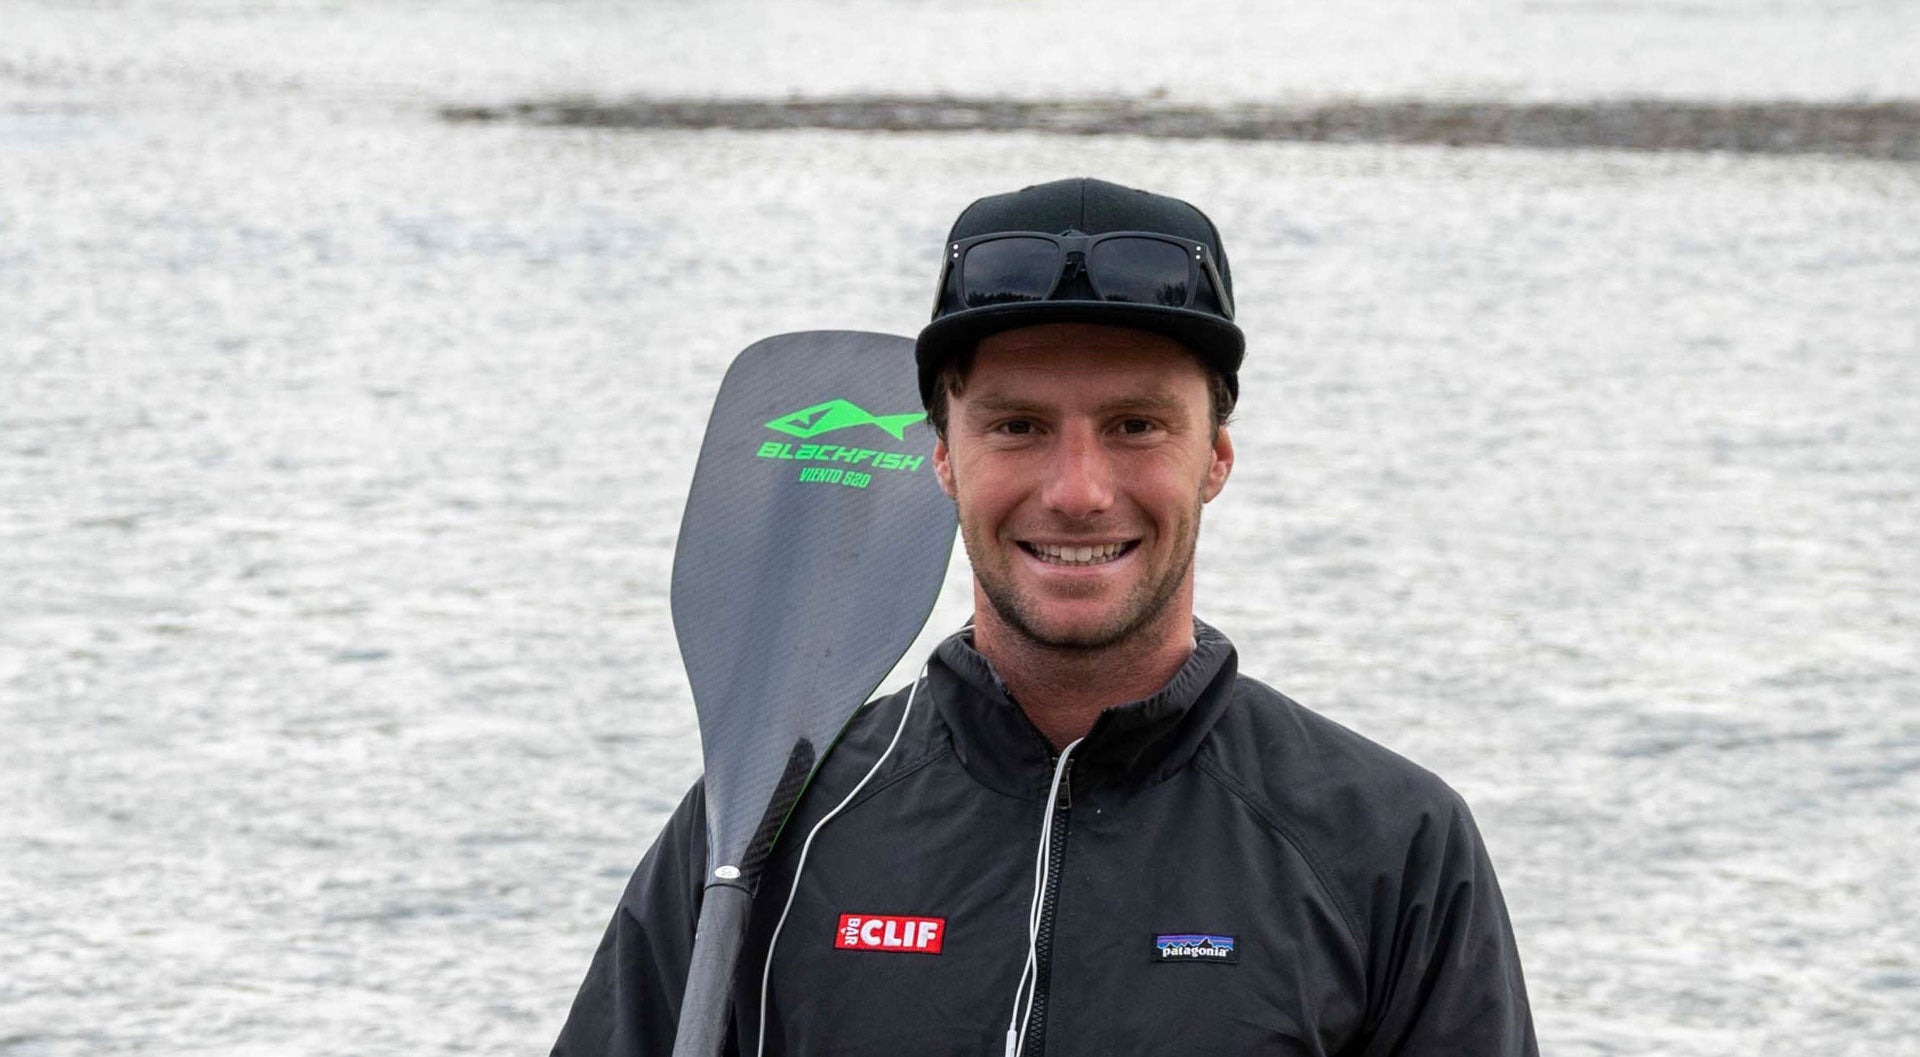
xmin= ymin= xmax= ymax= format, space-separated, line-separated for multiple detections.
xmin=836 ymin=914 xmax=945 ymax=954
xmin=1154 ymin=933 xmax=1238 ymax=963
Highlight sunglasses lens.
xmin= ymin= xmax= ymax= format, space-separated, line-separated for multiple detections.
xmin=960 ymin=237 xmax=1061 ymax=307
xmin=1088 ymin=237 xmax=1191 ymax=307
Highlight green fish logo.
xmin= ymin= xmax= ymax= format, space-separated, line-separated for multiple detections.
xmin=766 ymin=399 xmax=927 ymax=441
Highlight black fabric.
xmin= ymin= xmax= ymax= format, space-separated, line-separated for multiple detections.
xmin=916 ymin=177 xmax=1247 ymax=407
xmin=553 ymin=621 xmax=1537 ymax=1057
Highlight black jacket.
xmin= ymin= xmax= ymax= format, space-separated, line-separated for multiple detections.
xmin=554 ymin=622 xmax=1536 ymax=1056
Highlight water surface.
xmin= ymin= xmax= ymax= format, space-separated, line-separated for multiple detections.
xmin=3 ymin=3 xmax=1918 ymax=1055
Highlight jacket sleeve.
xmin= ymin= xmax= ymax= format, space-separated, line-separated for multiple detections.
xmin=1359 ymin=795 xmax=1537 ymax=1057
xmin=552 ymin=781 xmax=710 ymax=1057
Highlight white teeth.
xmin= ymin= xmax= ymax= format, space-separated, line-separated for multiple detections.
xmin=1030 ymin=542 xmax=1127 ymax=566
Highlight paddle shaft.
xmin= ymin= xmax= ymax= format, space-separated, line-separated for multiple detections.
xmin=672 ymin=883 xmax=754 ymax=1057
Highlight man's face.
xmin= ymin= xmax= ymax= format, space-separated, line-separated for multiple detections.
xmin=932 ymin=323 xmax=1233 ymax=653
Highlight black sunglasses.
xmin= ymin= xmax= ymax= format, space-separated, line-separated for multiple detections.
xmin=934 ymin=230 xmax=1235 ymax=320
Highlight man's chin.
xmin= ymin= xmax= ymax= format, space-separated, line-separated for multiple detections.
xmin=983 ymin=594 xmax=1155 ymax=654
xmin=1020 ymin=624 xmax=1133 ymax=653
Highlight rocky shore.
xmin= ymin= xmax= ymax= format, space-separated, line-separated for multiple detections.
xmin=442 ymin=96 xmax=1920 ymax=161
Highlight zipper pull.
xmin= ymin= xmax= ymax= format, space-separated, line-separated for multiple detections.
xmin=1057 ymin=762 xmax=1072 ymax=810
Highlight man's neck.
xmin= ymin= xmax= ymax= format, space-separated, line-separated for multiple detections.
xmin=972 ymin=611 xmax=1197 ymax=751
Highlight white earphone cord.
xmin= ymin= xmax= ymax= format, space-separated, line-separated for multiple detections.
xmin=1004 ymin=737 xmax=1082 ymax=1057
xmin=754 ymin=660 xmax=929 ymax=1057
xmin=747 ymin=631 xmax=1078 ymax=1057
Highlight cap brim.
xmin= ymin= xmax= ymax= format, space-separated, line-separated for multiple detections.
xmin=915 ymin=302 xmax=1245 ymax=407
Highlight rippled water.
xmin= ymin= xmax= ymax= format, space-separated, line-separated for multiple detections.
xmin=6 ymin=0 xmax=1920 ymax=106
xmin=4 ymin=3 xmax=1919 ymax=1056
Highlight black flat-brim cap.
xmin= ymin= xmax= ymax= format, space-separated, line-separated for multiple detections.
xmin=915 ymin=177 xmax=1245 ymax=407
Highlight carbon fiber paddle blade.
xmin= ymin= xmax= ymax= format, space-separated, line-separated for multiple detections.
xmin=670 ymin=330 xmax=955 ymax=886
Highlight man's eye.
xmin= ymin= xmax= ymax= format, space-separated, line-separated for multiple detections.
xmin=997 ymin=419 xmax=1034 ymax=435
xmin=1119 ymin=418 xmax=1153 ymax=435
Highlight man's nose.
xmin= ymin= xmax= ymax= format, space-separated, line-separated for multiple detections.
xmin=1040 ymin=425 xmax=1114 ymax=519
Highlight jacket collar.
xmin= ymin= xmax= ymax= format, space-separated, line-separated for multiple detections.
xmin=929 ymin=619 xmax=1238 ymax=799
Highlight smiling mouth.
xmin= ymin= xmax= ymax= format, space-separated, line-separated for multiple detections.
xmin=1020 ymin=541 xmax=1138 ymax=567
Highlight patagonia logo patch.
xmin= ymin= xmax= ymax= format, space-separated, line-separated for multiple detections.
xmin=835 ymin=914 xmax=945 ymax=954
xmin=1154 ymin=933 xmax=1238 ymax=963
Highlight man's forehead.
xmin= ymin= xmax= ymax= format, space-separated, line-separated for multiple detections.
xmin=962 ymin=384 xmax=1192 ymax=415
xmin=975 ymin=322 xmax=1191 ymax=359
xmin=959 ymin=335 xmax=1210 ymax=416
xmin=970 ymin=326 xmax=1207 ymax=386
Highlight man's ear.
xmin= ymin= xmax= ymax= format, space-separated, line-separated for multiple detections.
xmin=932 ymin=434 xmax=957 ymax=499
xmin=1202 ymin=426 xmax=1233 ymax=502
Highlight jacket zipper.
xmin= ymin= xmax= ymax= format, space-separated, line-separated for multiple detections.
xmin=1024 ymin=761 xmax=1071 ymax=1056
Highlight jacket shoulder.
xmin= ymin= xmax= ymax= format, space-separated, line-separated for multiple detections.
xmin=1198 ymin=677 xmax=1535 ymax=1052
xmin=1194 ymin=676 xmax=1485 ymax=944
xmin=1204 ymin=675 xmax=1467 ymax=819
xmin=774 ymin=677 xmax=952 ymax=824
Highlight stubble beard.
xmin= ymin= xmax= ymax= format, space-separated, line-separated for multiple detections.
xmin=964 ymin=500 xmax=1204 ymax=655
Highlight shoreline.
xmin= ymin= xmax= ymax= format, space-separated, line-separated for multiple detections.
xmin=442 ymin=96 xmax=1920 ymax=161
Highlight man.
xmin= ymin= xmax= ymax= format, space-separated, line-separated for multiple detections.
xmin=555 ymin=177 xmax=1537 ymax=1056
